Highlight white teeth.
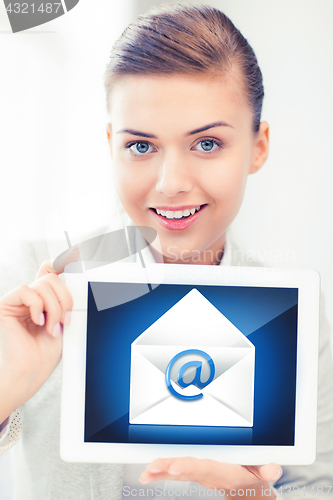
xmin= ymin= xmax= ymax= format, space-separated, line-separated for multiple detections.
xmin=154 ymin=206 xmax=202 ymax=219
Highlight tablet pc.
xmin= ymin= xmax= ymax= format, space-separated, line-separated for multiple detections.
xmin=60 ymin=263 xmax=319 ymax=465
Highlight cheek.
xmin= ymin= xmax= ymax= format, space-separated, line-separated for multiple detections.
xmin=112 ymin=159 xmax=150 ymax=210
xmin=204 ymin=160 xmax=248 ymax=209
xmin=112 ymin=160 xmax=133 ymax=206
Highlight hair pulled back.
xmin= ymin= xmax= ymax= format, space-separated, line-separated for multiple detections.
xmin=104 ymin=3 xmax=264 ymax=133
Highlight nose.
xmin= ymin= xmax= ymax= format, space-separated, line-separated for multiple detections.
xmin=155 ymin=151 xmax=193 ymax=197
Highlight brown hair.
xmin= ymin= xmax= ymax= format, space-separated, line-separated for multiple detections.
xmin=104 ymin=3 xmax=264 ymax=133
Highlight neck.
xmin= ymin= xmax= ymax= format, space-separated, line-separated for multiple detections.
xmin=150 ymin=234 xmax=227 ymax=266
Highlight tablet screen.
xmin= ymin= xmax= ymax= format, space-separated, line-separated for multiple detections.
xmin=84 ymin=283 xmax=298 ymax=447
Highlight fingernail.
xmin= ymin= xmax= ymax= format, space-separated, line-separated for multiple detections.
xmin=149 ymin=468 xmax=163 ymax=474
xmin=272 ymin=467 xmax=283 ymax=481
xmin=139 ymin=475 xmax=149 ymax=484
xmin=64 ymin=311 xmax=71 ymax=326
xmin=168 ymin=469 xmax=182 ymax=475
xmin=52 ymin=323 xmax=61 ymax=337
xmin=39 ymin=313 xmax=45 ymax=326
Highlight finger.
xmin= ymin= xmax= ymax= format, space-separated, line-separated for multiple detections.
xmin=247 ymin=464 xmax=283 ymax=482
xmin=0 ymin=285 xmax=45 ymax=327
xmin=38 ymin=273 xmax=73 ymax=325
xmin=140 ymin=458 xmax=175 ymax=484
xmin=140 ymin=458 xmax=282 ymax=489
xmin=52 ymin=246 xmax=81 ymax=274
xmin=30 ymin=281 xmax=63 ymax=337
xmin=169 ymin=459 xmax=282 ymax=487
xmin=140 ymin=458 xmax=180 ymax=484
xmin=141 ymin=457 xmax=228 ymax=486
xmin=37 ymin=247 xmax=80 ymax=278
xmin=36 ymin=260 xmax=60 ymax=279
xmin=146 ymin=458 xmax=175 ymax=474
xmin=158 ymin=457 xmax=234 ymax=487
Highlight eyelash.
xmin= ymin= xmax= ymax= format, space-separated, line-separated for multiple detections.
xmin=192 ymin=138 xmax=224 ymax=152
xmin=124 ymin=138 xmax=224 ymax=156
xmin=125 ymin=141 xmax=157 ymax=155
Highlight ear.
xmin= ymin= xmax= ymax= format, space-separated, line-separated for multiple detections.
xmin=106 ymin=122 xmax=113 ymax=157
xmin=249 ymin=121 xmax=269 ymax=174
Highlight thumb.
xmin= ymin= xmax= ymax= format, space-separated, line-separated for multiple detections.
xmin=245 ymin=464 xmax=283 ymax=483
xmin=37 ymin=247 xmax=80 ymax=278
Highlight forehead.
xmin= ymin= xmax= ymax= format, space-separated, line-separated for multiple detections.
xmin=108 ymin=74 xmax=253 ymax=135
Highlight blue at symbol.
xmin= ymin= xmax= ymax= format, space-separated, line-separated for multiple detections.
xmin=165 ymin=349 xmax=215 ymax=401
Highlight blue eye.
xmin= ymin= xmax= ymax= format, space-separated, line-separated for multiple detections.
xmin=135 ymin=142 xmax=149 ymax=153
xmin=128 ymin=141 xmax=155 ymax=155
xmin=201 ymin=140 xmax=214 ymax=151
xmin=192 ymin=139 xmax=222 ymax=152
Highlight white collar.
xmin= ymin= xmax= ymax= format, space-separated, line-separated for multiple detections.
xmin=134 ymin=229 xmax=231 ymax=267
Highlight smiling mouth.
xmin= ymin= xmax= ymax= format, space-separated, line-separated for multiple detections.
xmin=151 ymin=205 xmax=206 ymax=220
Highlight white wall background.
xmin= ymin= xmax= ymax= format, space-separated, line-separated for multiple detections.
xmin=0 ymin=0 xmax=332 ymax=498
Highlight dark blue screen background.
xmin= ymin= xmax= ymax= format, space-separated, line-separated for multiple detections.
xmin=85 ymin=283 xmax=298 ymax=446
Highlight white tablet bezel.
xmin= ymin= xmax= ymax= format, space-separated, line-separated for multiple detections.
xmin=60 ymin=263 xmax=320 ymax=465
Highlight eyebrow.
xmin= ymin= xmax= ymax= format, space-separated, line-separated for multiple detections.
xmin=116 ymin=121 xmax=234 ymax=139
xmin=187 ymin=121 xmax=234 ymax=135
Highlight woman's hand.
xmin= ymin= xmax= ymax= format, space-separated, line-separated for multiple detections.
xmin=0 ymin=248 xmax=79 ymax=424
xmin=140 ymin=457 xmax=282 ymax=499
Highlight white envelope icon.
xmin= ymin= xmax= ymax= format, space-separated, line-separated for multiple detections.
xmin=129 ymin=288 xmax=255 ymax=427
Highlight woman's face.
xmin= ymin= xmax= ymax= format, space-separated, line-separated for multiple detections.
xmin=107 ymin=74 xmax=268 ymax=264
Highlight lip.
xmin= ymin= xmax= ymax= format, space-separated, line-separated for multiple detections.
xmin=152 ymin=205 xmax=202 ymax=211
xmin=149 ymin=204 xmax=206 ymax=231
